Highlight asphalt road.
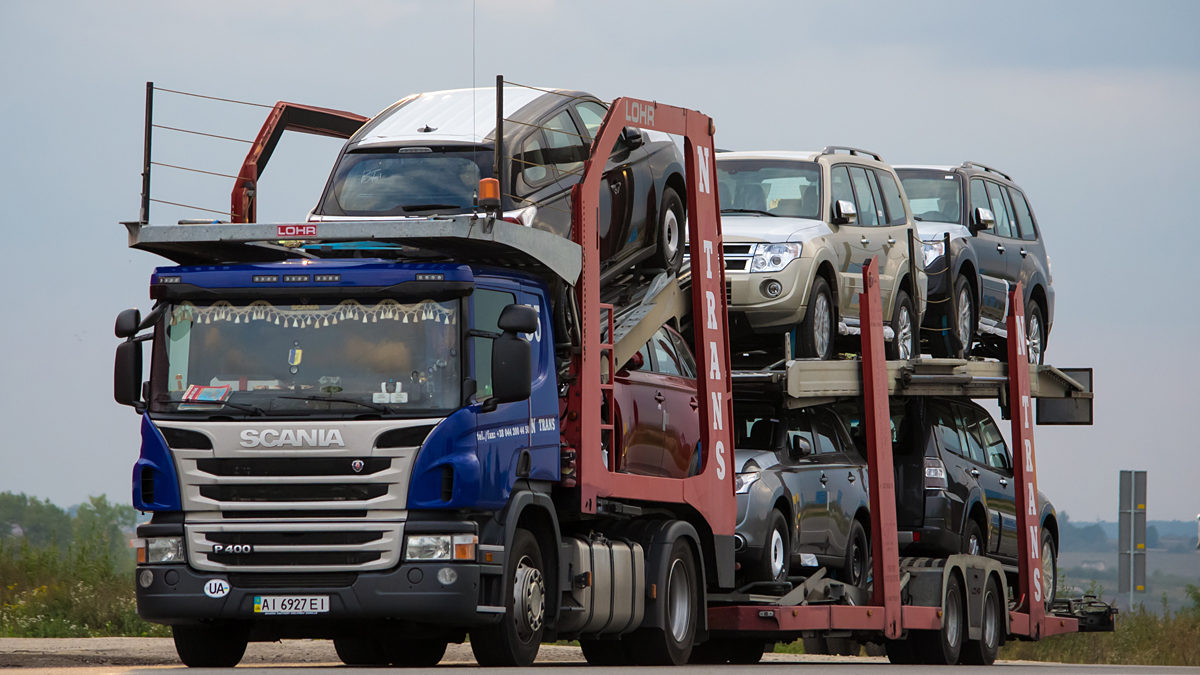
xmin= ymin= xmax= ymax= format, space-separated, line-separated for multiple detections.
xmin=2 ymin=639 xmax=1198 ymax=674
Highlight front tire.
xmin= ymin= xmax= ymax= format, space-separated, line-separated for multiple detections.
xmin=843 ymin=519 xmax=871 ymax=589
xmin=749 ymin=510 xmax=790 ymax=583
xmin=886 ymin=289 xmax=916 ymax=360
xmin=962 ymin=518 xmax=985 ymax=556
xmin=1041 ymin=528 xmax=1058 ymax=611
xmin=798 ymin=276 xmax=835 ymax=360
xmin=172 ymin=623 xmax=248 ymax=668
xmin=653 ymin=187 xmax=684 ymax=273
xmin=931 ymin=275 xmax=975 ymax=358
xmin=470 ymin=528 xmax=545 ymax=666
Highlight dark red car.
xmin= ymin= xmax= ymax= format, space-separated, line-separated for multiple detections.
xmin=612 ymin=326 xmax=702 ymax=479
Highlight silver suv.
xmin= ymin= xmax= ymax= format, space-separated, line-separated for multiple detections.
xmin=718 ymin=148 xmax=925 ymax=360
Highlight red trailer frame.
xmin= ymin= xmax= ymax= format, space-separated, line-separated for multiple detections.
xmin=560 ymin=100 xmax=736 ymax=539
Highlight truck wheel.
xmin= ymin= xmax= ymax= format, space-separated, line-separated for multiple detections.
xmin=885 ymin=289 xmax=916 ymax=360
xmin=627 ymin=537 xmax=699 ymax=665
xmin=653 ymin=187 xmax=684 ymax=273
xmin=470 ymin=528 xmax=545 ymax=666
xmin=884 ymin=638 xmax=917 ymax=664
xmin=749 ymin=510 xmax=790 ymax=583
xmin=580 ymin=638 xmax=631 ymax=665
xmin=912 ymin=572 xmax=965 ymax=664
xmin=1042 ymin=528 xmax=1058 ymax=611
xmin=334 ymin=636 xmax=389 ymax=666
xmin=172 ymin=623 xmax=248 ymax=668
xmin=798 ymin=276 xmax=835 ymax=360
xmin=961 ymin=576 xmax=1002 ymax=665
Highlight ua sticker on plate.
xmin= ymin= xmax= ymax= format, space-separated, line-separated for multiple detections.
xmin=204 ymin=578 xmax=231 ymax=598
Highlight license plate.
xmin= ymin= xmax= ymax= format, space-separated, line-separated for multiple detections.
xmin=253 ymin=595 xmax=329 ymax=615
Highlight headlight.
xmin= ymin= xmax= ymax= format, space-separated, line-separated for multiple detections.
xmin=405 ymin=533 xmax=477 ymax=561
xmin=922 ymin=240 xmax=945 ymax=267
xmin=750 ymin=243 xmax=802 ymax=273
xmin=140 ymin=536 xmax=185 ymax=564
xmin=734 ymin=472 xmax=760 ymax=494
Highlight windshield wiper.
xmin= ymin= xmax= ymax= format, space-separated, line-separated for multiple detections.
xmin=403 ymin=203 xmax=463 ymax=213
xmin=721 ymin=208 xmax=777 ymax=217
xmin=277 ymin=395 xmax=390 ymax=413
xmin=160 ymin=397 xmax=266 ymax=416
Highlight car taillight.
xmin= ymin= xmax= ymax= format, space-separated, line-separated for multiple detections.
xmin=924 ymin=457 xmax=948 ymax=490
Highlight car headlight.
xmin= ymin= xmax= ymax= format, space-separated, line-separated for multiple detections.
xmin=734 ymin=472 xmax=760 ymax=494
xmin=751 ymin=243 xmax=802 ymax=273
xmin=405 ymin=534 xmax=477 ymax=561
xmin=922 ymin=240 xmax=945 ymax=267
xmin=138 ymin=536 xmax=185 ymax=564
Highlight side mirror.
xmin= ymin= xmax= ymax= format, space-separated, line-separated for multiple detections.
xmin=832 ymin=199 xmax=858 ymax=225
xmin=114 ymin=340 xmax=143 ymax=409
xmin=497 ymin=304 xmax=538 ymax=334
xmin=788 ymin=435 xmax=812 ymax=460
xmin=115 ymin=308 xmax=141 ymax=338
xmin=624 ymin=351 xmax=645 ymax=371
xmin=972 ymin=207 xmax=995 ymax=232
xmin=483 ymin=304 xmax=536 ymax=412
xmin=620 ymin=127 xmax=645 ymax=150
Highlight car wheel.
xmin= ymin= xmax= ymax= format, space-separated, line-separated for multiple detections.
xmin=1024 ymin=298 xmax=1046 ymax=365
xmin=798 ymin=276 xmax=835 ymax=360
xmin=653 ymin=187 xmax=684 ymax=273
xmin=912 ymin=572 xmax=965 ymax=664
xmin=172 ymin=623 xmax=248 ymax=668
xmin=470 ymin=528 xmax=545 ymax=666
xmin=962 ymin=518 xmax=985 ymax=556
xmin=843 ymin=519 xmax=871 ymax=589
xmin=626 ymin=536 xmax=699 ymax=665
xmin=1041 ymin=528 xmax=1058 ymax=611
xmin=961 ymin=576 xmax=1002 ymax=665
xmin=749 ymin=510 xmax=790 ymax=583
xmin=885 ymin=289 xmax=916 ymax=360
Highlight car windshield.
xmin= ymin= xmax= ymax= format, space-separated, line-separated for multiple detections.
xmin=318 ymin=146 xmax=492 ymax=217
xmin=717 ymin=159 xmax=821 ymax=219
xmin=151 ymin=298 xmax=461 ymax=417
xmin=898 ymin=171 xmax=962 ymax=224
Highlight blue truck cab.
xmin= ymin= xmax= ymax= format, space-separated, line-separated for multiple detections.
xmin=121 ymin=257 xmax=566 ymax=643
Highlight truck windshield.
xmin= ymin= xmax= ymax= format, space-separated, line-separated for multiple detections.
xmin=716 ymin=160 xmax=821 ymax=219
xmin=318 ymin=147 xmax=492 ymax=217
xmin=151 ymin=298 xmax=461 ymax=417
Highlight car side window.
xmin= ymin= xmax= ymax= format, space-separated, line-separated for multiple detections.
xmin=810 ymin=408 xmax=842 ymax=454
xmin=984 ymin=181 xmax=1014 ymax=238
xmin=517 ymin=133 xmax=551 ymax=189
xmin=543 ymin=110 xmax=586 ymax=177
xmin=786 ymin=412 xmax=815 ymax=460
xmin=830 ymin=165 xmax=854 ymax=218
xmin=978 ymin=412 xmax=1012 ymax=472
xmin=650 ymin=328 xmax=685 ymax=377
xmin=1008 ymin=188 xmax=1038 ymax=241
xmin=848 ymin=166 xmax=879 ymax=226
xmin=666 ymin=329 xmax=697 ymax=379
xmin=929 ymin=400 xmax=965 ymax=458
xmin=574 ymin=101 xmax=608 ymax=141
xmin=875 ymin=170 xmax=908 ymax=225
xmin=969 ymin=178 xmax=990 ymax=227
xmin=955 ymin=404 xmax=989 ymax=466
xmin=471 ymin=289 xmax=516 ymax=399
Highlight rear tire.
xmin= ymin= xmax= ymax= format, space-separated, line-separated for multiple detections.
xmin=961 ymin=576 xmax=1002 ymax=665
xmin=885 ymin=289 xmax=916 ymax=360
xmin=798 ymin=276 xmax=835 ymax=360
xmin=626 ymin=536 xmax=699 ymax=665
xmin=654 ymin=187 xmax=685 ymax=273
xmin=470 ymin=528 xmax=545 ymax=666
xmin=911 ymin=573 xmax=965 ymax=664
xmin=172 ymin=623 xmax=248 ymax=668
xmin=1025 ymin=298 xmax=1046 ymax=364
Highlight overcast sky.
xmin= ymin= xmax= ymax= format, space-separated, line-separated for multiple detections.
xmin=1 ymin=1 xmax=1198 ymax=522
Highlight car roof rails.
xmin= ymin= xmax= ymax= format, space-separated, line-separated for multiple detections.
xmin=960 ymin=161 xmax=1013 ymax=181
xmin=820 ymin=145 xmax=883 ymax=162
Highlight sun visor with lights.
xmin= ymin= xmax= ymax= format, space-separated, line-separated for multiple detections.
xmin=150 ymin=263 xmax=473 ymax=301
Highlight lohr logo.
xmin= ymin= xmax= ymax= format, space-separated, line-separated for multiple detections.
xmin=277 ymin=224 xmax=317 ymax=238
xmin=624 ymin=100 xmax=655 ymax=128
xmin=240 ymin=428 xmax=345 ymax=448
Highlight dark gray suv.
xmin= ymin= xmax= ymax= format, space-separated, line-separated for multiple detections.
xmin=896 ymin=163 xmax=1053 ymax=363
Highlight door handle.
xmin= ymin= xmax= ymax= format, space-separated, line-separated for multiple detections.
xmin=654 ymin=392 xmax=666 ymax=403
xmin=1020 ymin=248 xmax=1028 ymax=257
xmin=860 ymin=235 xmax=870 ymax=245
xmin=969 ymin=468 xmax=981 ymax=478
xmin=847 ymin=472 xmax=856 ymax=483
xmin=996 ymin=244 xmax=1006 ymax=253
xmin=886 ymin=236 xmax=896 ymax=245
xmin=819 ymin=473 xmax=829 ymax=485
xmin=999 ymin=478 xmax=1009 ymax=487
xmin=688 ymin=397 xmax=699 ymax=410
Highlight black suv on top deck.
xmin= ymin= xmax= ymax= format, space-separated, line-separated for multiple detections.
xmin=896 ymin=163 xmax=1053 ymax=363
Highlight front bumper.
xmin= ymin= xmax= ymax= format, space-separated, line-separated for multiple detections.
xmin=136 ymin=560 xmax=500 ymax=627
xmin=725 ymin=258 xmax=818 ymax=330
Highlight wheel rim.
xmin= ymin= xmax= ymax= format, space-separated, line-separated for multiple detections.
xmin=769 ymin=528 xmax=787 ymax=580
xmin=662 ymin=207 xmax=680 ymax=263
xmin=945 ymin=586 xmax=962 ymax=648
xmin=967 ymin=532 xmax=981 ymax=556
xmin=956 ymin=286 xmax=973 ymax=352
xmin=850 ymin=536 xmax=866 ymax=585
xmin=1041 ymin=539 xmax=1055 ymax=604
xmin=513 ymin=556 xmax=545 ymax=640
xmin=895 ymin=304 xmax=913 ymax=360
xmin=1026 ymin=312 xmax=1043 ymax=364
xmin=813 ymin=292 xmax=832 ymax=358
xmin=667 ymin=558 xmax=692 ymax=642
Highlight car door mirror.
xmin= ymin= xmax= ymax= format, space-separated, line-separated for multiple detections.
xmin=623 ymin=351 xmax=645 ymax=371
xmin=833 ymin=199 xmax=857 ymax=225
xmin=971 ymin=207 xmax=995 ymax=232
xmin=620 ymin=127 xmax=645 ymax=150
xmin=788 ymin=435 xmax=812 ymax=460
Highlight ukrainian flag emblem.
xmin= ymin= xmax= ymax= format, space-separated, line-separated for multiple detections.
xmin=288 ymin=348 xmax=303 ymax=366
xmin=253 ymin=596 xmax=263 ymax=612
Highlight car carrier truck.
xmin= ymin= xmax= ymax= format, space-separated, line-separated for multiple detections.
xmin=115 ymin=85 xmax=1110 ymax=668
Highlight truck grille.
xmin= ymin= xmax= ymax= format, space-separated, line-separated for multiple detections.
xmin=198 ymin=484 xmax=390 ymax=502
xmin=197 ymin=457 xmax=390 ymax=477
xmin=187 ymin=522 xmax=402 ymax=573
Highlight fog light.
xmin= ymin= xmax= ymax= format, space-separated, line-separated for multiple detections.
xmin=761 ymin=280 xmax=783 ymax=298
xmin=437 ymin=567 xmax=458 ymax=586
xmin=138 ymin=569 xmax=154 ymax=588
